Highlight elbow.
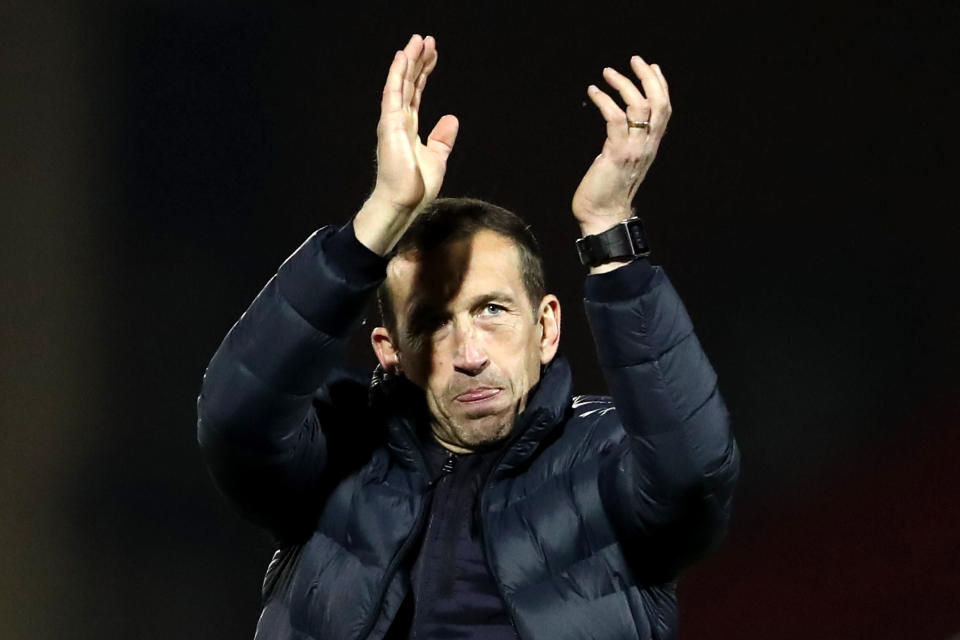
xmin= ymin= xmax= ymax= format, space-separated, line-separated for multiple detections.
xmin=664 ymin=436 xmax=741 ymax=573
xmin=605 ymin=434 xmax=740 ymax=582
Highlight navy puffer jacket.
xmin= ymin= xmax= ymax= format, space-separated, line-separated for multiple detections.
xmin=197 ymin=223 xmax=739 ymax=640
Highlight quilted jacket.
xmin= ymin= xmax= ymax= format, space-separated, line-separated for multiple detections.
xmin=197 ymin=223 xmax=740 ymax=640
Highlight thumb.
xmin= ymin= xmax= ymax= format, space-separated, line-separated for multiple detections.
xmin=425 ymin=114 xmax=459 ymax=161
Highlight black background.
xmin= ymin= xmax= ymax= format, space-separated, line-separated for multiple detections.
xmin=2 ymin=1 xmax=959 ymax=638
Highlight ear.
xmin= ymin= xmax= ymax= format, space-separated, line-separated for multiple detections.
xmin=371 ymin=326 xmax=402 ymax=374
xmin=536 ymin=294 xmax=561 ymax=365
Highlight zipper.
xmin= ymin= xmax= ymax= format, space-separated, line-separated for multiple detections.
xmin=358 ymin=447 xmax=457 ymax=640
xmin=420 ymin=453 xmax=458 ymax=554
xmin=479 ymin=448 xmax=526 ymax=640
xmin=409 ymin=451 xmax=458 ymax=639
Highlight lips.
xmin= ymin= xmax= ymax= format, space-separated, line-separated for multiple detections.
xmin=455 ymin=387 xmax=502 ymax=403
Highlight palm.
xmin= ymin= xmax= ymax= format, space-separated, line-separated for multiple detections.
xmin=374 ymin=36 xmax=458 ymax=212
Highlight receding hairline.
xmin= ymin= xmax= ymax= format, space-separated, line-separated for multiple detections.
xmin=376 ymin=197 xmax=547 ymax=335
xmin=379 ymin=228 xmax=543 ymax=334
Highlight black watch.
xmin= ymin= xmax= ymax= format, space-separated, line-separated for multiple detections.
xmin=576 ymin=217 xmax=650 ymax=267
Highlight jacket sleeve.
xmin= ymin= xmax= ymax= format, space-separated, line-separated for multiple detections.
xmin=196 ymin=222 xmax=389 ymax=543
xmin=585 ymin=259 xmax=740 ymax=583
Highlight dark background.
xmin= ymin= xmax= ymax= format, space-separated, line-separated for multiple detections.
xmin=3 ymin=1 xmax=959 ymax=638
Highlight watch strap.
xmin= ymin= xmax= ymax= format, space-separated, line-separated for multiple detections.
xmin=576 ymin=217 xmax=650 ymax=267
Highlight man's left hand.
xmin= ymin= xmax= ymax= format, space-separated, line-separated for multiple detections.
xmin=572 ymin=56 xmax=671 ymax=238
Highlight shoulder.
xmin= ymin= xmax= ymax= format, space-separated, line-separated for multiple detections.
xmin=535 ymin=394 xmax=626 ymax=467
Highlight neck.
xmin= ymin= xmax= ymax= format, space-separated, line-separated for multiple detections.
xmin=431 ymin=434 xmax=475 ymax=455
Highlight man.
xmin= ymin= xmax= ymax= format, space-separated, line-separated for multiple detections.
xmin=197 ymin=34 xmax=739 ymax=640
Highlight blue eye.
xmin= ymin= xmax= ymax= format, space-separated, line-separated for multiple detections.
xmin=481 ymin=304 xmax=504 ymax=316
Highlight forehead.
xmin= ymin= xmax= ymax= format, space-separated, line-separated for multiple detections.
xmin=386 ymin=229 xmax=527 ymax=317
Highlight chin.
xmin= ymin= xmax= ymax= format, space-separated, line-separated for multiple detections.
xmin=455 ymin=416 xmax=513 ymax=450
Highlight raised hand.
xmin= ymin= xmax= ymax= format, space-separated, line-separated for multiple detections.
xmin=572 ymin=56 xmax=671 ymax=238
xmin=372 ymin=35 xmax=459 ymax=212
xmin=355 ymin=34 xmax=459 ymax=255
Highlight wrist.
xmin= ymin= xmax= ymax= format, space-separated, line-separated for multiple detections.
xmin=575 ymin=216 xmax=650 ymax=273
xmin=353 ymin=193 xmax=419 ymax=256
xmin=576 ymin=210 xmax=633 ymax=237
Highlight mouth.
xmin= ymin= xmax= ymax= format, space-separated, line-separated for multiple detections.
xmin=454 ymin=387 xmax=502 ymax=404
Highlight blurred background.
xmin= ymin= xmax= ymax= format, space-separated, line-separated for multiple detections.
xmin=2 ymin=1 xmax=958 ymax=638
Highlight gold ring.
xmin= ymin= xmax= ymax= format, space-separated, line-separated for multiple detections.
xmin=627 ymin=119 xmax=650 ymax=131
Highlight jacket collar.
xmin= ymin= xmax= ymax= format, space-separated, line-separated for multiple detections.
xmin=494 ymin=355 xmax=571 ymax=476
xmin=369 ymin=355 xmax=572 ymax=477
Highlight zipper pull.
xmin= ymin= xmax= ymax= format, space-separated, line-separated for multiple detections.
xmin=439 ymin=452 xmax=457 ymax=476
xmin=427 ymin=452 xmax=458 ymax=489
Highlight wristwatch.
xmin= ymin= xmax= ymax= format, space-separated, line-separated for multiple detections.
xmin=576 ymin=217 xmax=650 ymax=267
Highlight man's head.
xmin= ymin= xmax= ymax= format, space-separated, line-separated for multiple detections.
xmin=371 ymin=198 xmax=561 ymax=453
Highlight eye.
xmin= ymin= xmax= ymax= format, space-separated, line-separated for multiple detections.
xmin=479 ymin=303 xmax=505 ymax=316
xmin=407 ymin=309 xmax=449 ymax=338
xmin=426 ymin=315 xmax=450 ymax=333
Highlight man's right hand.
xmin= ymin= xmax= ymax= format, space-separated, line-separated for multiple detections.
xmin=354 ymin=34 xmax=459 ymax=256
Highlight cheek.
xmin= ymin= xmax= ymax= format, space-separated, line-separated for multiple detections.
xmin=398 ymin=344 xmax=436 ymax=388
xmin=496 ymin=329 xmax=542 ymax=384
xmin=417 ymin=350 xmax=453 ymax=391
xmin=524 ymin=338 xmax=543 ymax=380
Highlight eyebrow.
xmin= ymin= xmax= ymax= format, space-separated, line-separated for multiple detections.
xmin=466 ymin=291 xmax=518 ymax=308
xmin=404 ymin=291 xmax=519 ymax=335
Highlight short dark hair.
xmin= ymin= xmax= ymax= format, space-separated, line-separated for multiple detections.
xmin=377 ymin=197 xmax=546 ymax=335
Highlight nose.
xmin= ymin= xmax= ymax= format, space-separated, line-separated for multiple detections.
xmin=452 ymin=320 xmax=489 ymax=376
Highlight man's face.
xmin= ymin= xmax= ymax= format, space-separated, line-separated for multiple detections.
xmin=373 ymin=230 xmax=560 ymax=452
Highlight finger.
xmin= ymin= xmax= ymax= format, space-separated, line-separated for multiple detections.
xmin=586 ymin=84 xmax=629 ymax=142
xmin=602 ymin=66 xmax=650 ymax=124
xmin=412 ymin=36 xmax=438 ymax=112
xmin=412 ymin=73 xmax=428 ymax=112
xmin=420 ymin=35 xmax=438 ymax=76
xmin=629 ymin=56 xmax=671 ymax=132
xmin=426 ymin=114 xmax=459 ymax=162
xmin=402 ymin=34 xmax=425 ymax=107
xmin=650 ymin=63 xmax=670 ymax=100
xmin=381 ymin=50 xmax=408 ymax=114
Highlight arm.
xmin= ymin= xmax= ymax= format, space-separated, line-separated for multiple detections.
xmin=197 ymin=223 xmax=388 ymax=542
xmin=587 ymin=260 xmax=739 ymax=581
xmin=196 ymin=34 xmax=459 ymax=543
xmin=574 ymin=58 xmax=739 ymax=579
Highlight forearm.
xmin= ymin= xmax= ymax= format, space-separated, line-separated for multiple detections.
xmin=197 ymin=223 xmax=387 ymax=446
xmin=585 ymin=261 xmax=723 ymax=444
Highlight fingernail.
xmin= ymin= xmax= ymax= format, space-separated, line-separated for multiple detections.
xmin=635 ymin=55 xmax=645 ymax=64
